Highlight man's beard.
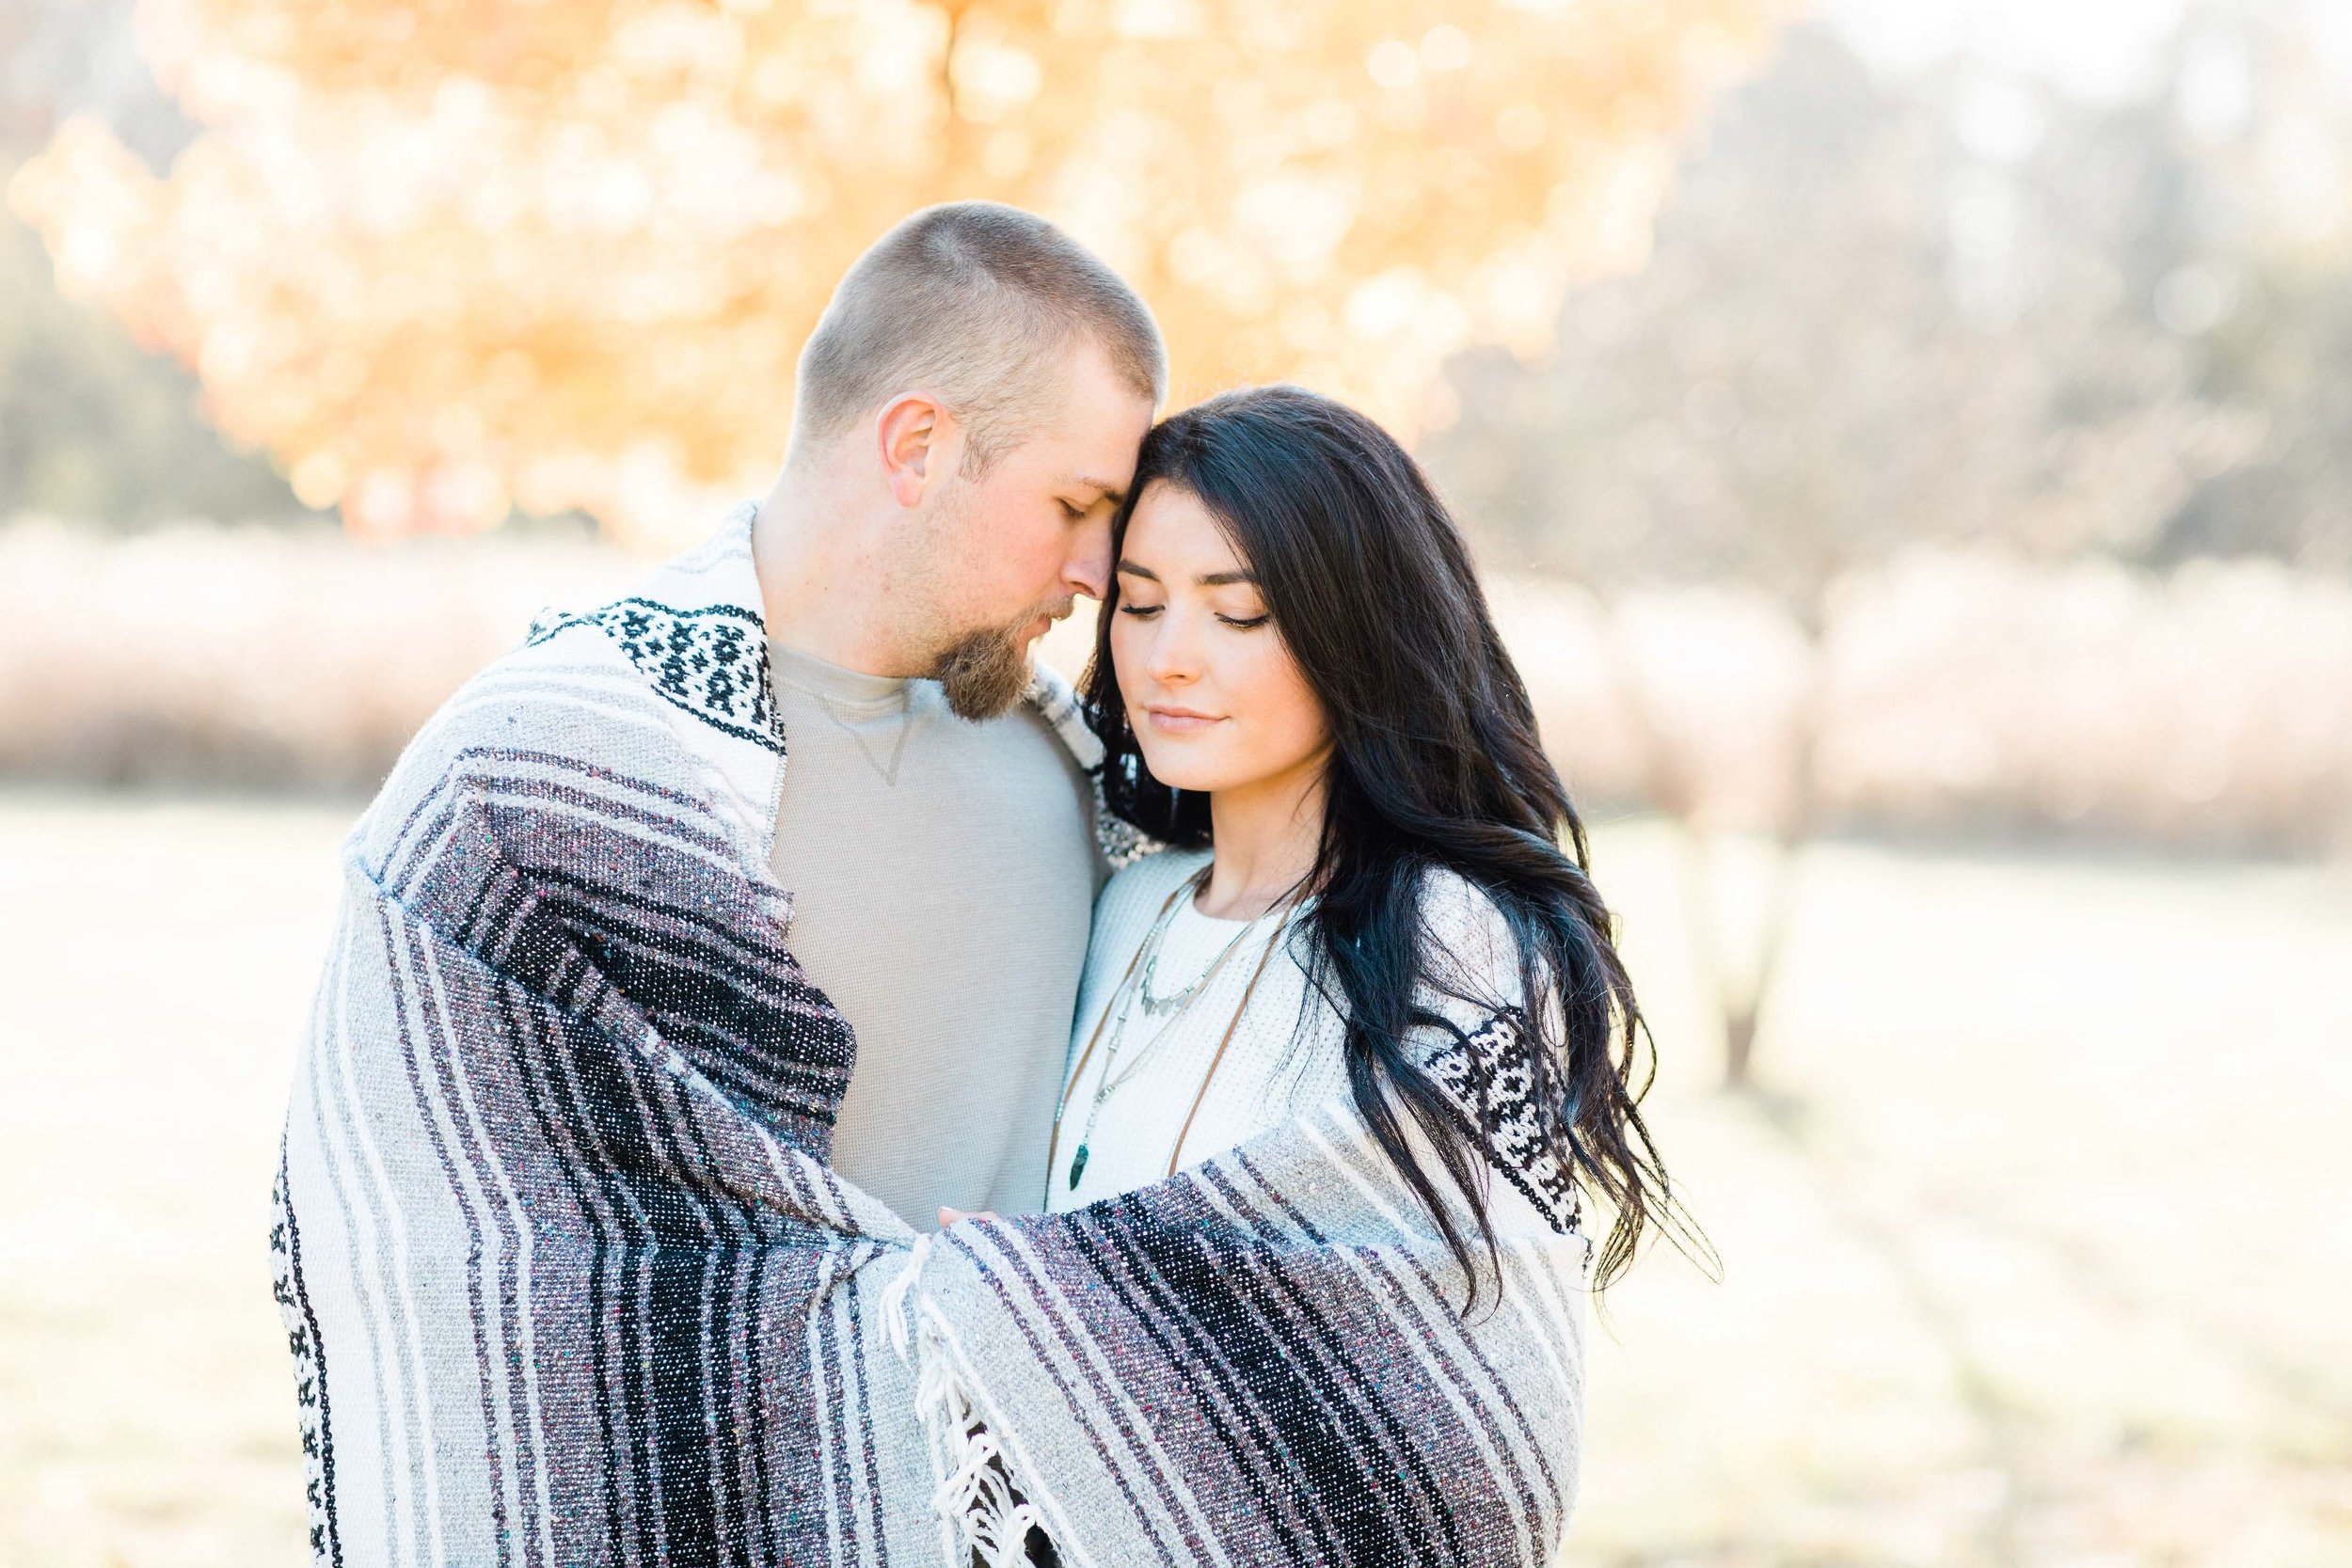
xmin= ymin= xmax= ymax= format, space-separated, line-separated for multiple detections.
xmin=930 ymin=610 xmax=1051 ymax=721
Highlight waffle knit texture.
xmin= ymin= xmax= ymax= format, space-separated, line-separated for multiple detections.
xmin=1050 ymin=847 xmax=1554 ymax=1228
xmin=763 ymin=639 xmax=1104 ymax=1228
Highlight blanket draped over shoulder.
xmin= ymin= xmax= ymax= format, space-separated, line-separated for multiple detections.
xmin=272 ymin=504 xmax=1593 ymax=1568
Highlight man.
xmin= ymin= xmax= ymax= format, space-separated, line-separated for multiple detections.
xmin=744 ymin=205 xmax=1161 ymax=1230
xmin=272 ymin=202 xmax=1161 ymax=1564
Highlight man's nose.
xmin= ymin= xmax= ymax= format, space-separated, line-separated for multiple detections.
xmin=1064 ymin=515 xmax=1113 ymax=601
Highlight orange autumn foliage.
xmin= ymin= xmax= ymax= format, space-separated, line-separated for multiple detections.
xmin=11 ymin=0 xmax=1783 ymax=544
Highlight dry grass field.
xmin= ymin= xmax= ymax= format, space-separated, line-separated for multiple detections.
xmin=1 ymin=793 xmax=2346 ymax=1566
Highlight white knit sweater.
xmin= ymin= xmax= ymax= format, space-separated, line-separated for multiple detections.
xmin=1045 ymin=846 xmax=1545 ymax=1215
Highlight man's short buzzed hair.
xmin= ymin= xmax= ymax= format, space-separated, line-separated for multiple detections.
xmin=792 ymin=201 xmax=1167 ymax=472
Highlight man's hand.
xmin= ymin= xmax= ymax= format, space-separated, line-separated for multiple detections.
xmin=938 ymin=1207 xmax=1001 ymax=1227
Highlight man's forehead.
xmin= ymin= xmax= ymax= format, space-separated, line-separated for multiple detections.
xmin=1039 ymin=345 xmax=1153 ymax=478
xmin=1068 ymin=471 xmax=1128 ymax=500
xmin=1029 ymin=409 xmax=1143 ymax=490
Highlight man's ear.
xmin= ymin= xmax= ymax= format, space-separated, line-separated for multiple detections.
xmin=875 ymin=392 xmax=961 ymax=509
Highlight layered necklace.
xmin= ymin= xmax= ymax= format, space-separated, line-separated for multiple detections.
xmin=1048 ymin=866 xmax=1302 ymax=1195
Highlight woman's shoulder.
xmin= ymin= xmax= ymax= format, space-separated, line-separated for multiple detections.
xmin=1091 ymin=845 xmax=1215 ymax=937
xmin=1415 ymin=864 xmax=1524 ymax=1007
xmin=1408 ymin=869 xmax=1585 ymax=1240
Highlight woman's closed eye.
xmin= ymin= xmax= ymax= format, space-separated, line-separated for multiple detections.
xmin=1117 ymin=603 xmax=1269 ymax=630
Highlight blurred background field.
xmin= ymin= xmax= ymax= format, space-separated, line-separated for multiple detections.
xmin=6 ymin=800 xmax=2348 ymax=1566
xmin=5 ymin=0 xmax=2351 ymax=1562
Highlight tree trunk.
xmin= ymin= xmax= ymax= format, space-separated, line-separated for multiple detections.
xmin=1723 ymin=1001 xmax=1761 ymax=1087
xmin=1612 ymin=603 xmax=1829 ymax=1089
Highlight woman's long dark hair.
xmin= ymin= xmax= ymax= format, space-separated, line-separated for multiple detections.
xmin=1084 ymin=385 xmax=1698 ymax=1307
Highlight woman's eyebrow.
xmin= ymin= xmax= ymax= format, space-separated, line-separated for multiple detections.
xmin=1115 ymin=562 xmax=1258 ymax=587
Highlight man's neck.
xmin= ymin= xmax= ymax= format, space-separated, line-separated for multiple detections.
xmin=1199 ymin=756 xmax=1329 ymax=921
xmin=751 ymin=467 xmax=922 ymax=678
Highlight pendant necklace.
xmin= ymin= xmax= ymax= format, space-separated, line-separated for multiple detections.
xmin=1047 ymin=868 xmax=1290 ymax=1194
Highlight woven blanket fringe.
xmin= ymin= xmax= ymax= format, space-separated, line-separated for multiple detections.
xmin=883 ymin=1235 xmax=1054 ymax=1567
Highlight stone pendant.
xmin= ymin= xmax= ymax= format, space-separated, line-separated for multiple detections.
xmin=1068 ymin=1144 xmax=1089 ymax=1191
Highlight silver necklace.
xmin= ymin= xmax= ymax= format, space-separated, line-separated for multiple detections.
xmin=1136 ymin=890 xmax=1276 ymax=1016
xmin=1059 ymin=871 xmax=1288 ymax=1191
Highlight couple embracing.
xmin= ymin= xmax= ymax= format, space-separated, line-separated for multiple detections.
xmin=272 ymin=201 xmax=1680 ymax=1568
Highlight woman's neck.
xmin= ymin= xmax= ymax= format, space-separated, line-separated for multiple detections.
xmin=1199 ymin=753 xmax=1329 ymax=921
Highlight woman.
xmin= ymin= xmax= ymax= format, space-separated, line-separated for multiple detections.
xmin=920 ymin=385 xmax=1685 ymax=1564
xmin=1045 ymin=384 xmax=1675 ymax=1302
xmin=913 ymin=385 xmax=1688 ymax=1568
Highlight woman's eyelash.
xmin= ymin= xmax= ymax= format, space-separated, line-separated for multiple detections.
xmin=1116 ymin=605 xmax=1268 ymax=630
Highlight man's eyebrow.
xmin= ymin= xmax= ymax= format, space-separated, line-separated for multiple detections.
xmin=1073 ymin=475 xmax=1126 ymax=504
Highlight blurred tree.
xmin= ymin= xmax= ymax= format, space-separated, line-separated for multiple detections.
xmin=1 ymin=162 xmax=304 ymax=525
xmin=8 ymin=0 xmax=1783 ymax=543
xmin=0 ymin=0 xmax=301 ymax=525
xmin=1436 ymin=26 xmax=2275 ymax=601
xmin=2151 ymin=4 xmax=2352 ymax=577
xmin=1427 ymin=24 xmax=2270 ymax=1085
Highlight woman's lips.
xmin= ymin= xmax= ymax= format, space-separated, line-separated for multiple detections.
xmin=1144 ymin=705 xmax=1225 ymax=735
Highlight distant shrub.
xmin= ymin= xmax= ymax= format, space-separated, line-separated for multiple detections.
xmin=1495 ymin=550 xmax=2352 ymax=854
xmin=0 ymin=518 xmax=629 ymax=791
xmin=6 ymin=522 xmax=2346 ymax=851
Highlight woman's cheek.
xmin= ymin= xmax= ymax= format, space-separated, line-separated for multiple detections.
xmin=1274 ymin=654 xmax=1327 ymax=762
xmin=1107 ymin=614 xmax=1140 ymax=690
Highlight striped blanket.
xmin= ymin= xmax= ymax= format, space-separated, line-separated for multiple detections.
xmin=272 ymin=504 xmax=1592 ymax=1568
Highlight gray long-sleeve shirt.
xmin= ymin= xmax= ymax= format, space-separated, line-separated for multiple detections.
xmin=765 ymin=639 xmax=1104 ymax=1229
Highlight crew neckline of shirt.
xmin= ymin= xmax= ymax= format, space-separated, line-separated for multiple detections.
xmin=1178 ymin=883 xmax=1318 ymax=928
xmin=768 ymin=639 xmax=914 ymax=714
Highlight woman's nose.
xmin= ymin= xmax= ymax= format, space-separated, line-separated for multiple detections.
xmin=1143 ymin=616 xmax=1200 ymax=685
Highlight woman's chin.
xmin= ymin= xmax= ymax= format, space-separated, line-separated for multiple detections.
xmin=1134 ymin=744 xmax=1229 ymax=798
